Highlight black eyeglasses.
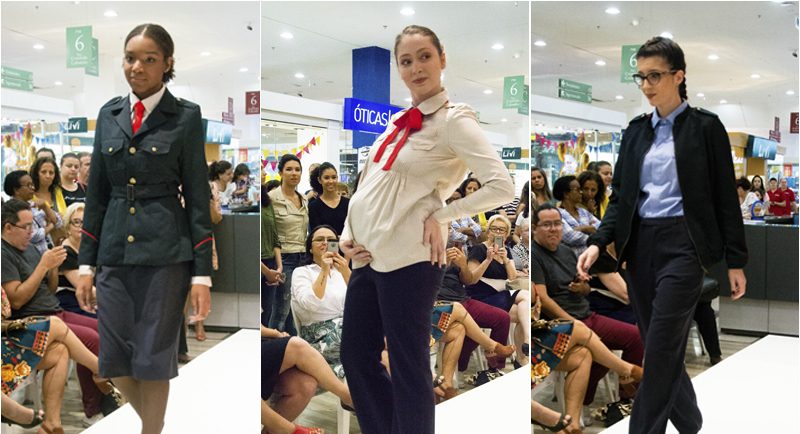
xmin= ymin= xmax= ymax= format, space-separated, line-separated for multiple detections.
xmin=632 ymin=70 xmax=677 ymax=87
xmin=11 ymin=222 xmax=34 ymax=231
xmin=70 ymin=219 xmax=83 ymax=227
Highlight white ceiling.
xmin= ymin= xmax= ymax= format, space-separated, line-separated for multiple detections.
xmin=261 ymin=1 xmax=530 ymax=132
xmin=531 ymin=1 xmax=799 ymax=115
xmin=1 ymin=2 xmax=260 ymax=101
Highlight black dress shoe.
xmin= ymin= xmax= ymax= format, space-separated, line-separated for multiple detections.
xmin=710 ymin=355 xmax=723 ymax=366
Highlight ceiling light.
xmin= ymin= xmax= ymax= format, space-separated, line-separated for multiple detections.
xmin=750 ymin=73 xmax=761 ymax=79
xmin=696 ymin=92 xmax=705 ymax=98
xmin=595 ymin=60 xmax=606 ymax=66
xmin=483 ymin=89 xmax=493 ymax=95
xmin=294 ymin=72 xmax=305 ymax=79
xmin=720 ymin=99 xmax=728 ymax=104
xmin=200 ymin=51 xmax=211 ymax=56
xmin=492 ymin=43 xmax=504 ymax=50
xmin=33 ymin=43 xmax=44 ymax=50
xmin=708 ymin=54 xmax=719 ymax=60
xmin=104 ymin=10 xmax=117 ymax=17
xmin=400 ymin=7 xmax=415 ymax=16
xmin=239 ymin=67 xmax=249 ymax=72
xmin=513 ymin=53 xmax=521 ymax=59
xmin=534 ymin=40 xmax=547 ymax=47
xmin=605 ymin=7 xmax=621 ymax=15
xmin=631 ymin=19 xmax=639 ymax=26
xmin=660 ymin=32 xmax=673 ymax=39
xmin=280 ymin=32 xmax=294 ymax=40
xmin=786 ymin=90 xmax=795 ymax=95
xmin=615 ymin=95 xmax=624 ymax=100
xmin=501 ymin=118 xmax=508 ymax=123
xmin=54 ymin=81 xmax=63 ymax=86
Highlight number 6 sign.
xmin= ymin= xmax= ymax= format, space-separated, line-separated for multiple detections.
xmin=66 ymin=26 xmax=93 ymax=68
xmin=246 ymin=91 xmax=260 ymax=115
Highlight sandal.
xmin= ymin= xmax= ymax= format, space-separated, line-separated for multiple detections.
xmin=1 ymin=409 xmax=44 ymax=429
xmin=195 ymin=322 xmax=207 ymax=341
xmin=618 ymin=365 xmax=643 ymax=396
xmin=531 ymin=412 xmax=572 ymax=432
xmin=485 ymin=342 xmax=515 ymax=360
xmin=40 ymin=422 xmax=66 ymax=434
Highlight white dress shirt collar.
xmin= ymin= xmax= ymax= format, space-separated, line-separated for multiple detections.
xmin=129 ymin=84 xmax=167 ymax=120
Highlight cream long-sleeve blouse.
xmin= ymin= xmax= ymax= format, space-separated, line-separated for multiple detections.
xmin=341 ymin=89 xmax=515 ymax=272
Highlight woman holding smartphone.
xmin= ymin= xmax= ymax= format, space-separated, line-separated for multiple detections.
xmin=577 ymin=36 xmax=747 ymax=434
xmin=339 ymin=25 xmax=514 ymax=433
xmin=77 ymin=24 xmax=213 ymax=434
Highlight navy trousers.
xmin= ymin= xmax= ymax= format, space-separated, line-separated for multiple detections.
xmin=340 ymin=262 xmax=444 ymax=434
xmin=626 ymin=217 xmax=704 ymax=434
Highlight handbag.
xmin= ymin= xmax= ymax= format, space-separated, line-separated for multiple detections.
xmin=1 ymin=315 xmax=50 ymax=334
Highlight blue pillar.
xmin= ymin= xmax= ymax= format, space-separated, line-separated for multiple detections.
xmin=352 ymin=46 xmax=391 ymax=148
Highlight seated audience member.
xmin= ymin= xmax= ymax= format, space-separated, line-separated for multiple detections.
xmin=4 ymin=170 xmax=62 ymax=254
xmin=308 ymin=163 xmax=349 ymax=236
xmin=290 ymin=225 xmax=350 ymax=378
xmin=531 ymin=167 xmax=555 ymax=208
xmin=59 ymin=153 xmax=86 ymax=207
xmin=531 ymin=203 xmax=644 ymax=407
xmin=513 ymin=181 xmax=530 ymax=245
xmin=465 ymin=214 xmax=530 ymax=366
xmin=587 ymin=161 xmax=613 ymax=218
xmin=261 ymin=325 xmax=353 ymax=434
xmin=1 ymin=199 xmax=120 ymax=425
xmin=511 ymin=221 xmax=529 ymax=273
xmin=77 ymin=151 xmax=91 ymax=189
xmin=56 ymin=202 xmax=96 ymax=318
xmin=458 ymin=177 xmax=493 ymax=234
xmin=577 ymin=170 xmax=605 ymax=220
xmin=553 ymin=176 xmax=628 ymax=304
xmin=336 ymin=182 xmax=350 ymax=198
xmin=736 ymin=177 xmax=760 ymax=220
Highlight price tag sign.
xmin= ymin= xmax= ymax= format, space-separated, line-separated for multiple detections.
xmin=620 ymin=45 xmax=641 ymax=83
xmin=67 ymin=26 xmax=93 ymax=68
xmin=503 ymin=75 xmax=525 ymax=109
xmin=245 ymin=91 xmax=260 ymax=115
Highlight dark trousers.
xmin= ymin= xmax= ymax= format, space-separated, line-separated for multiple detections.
xmin=268 ymin=252 xmax=302 ymax=335
xmin=340 ymin=262 xmax=444 ymax=434
xmin=626 ymin=217 xmax=704 ymax=434
xmin=693 ymin=301 xmax=721 ymax=358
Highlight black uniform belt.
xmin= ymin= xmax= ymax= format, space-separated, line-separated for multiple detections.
xmin=111 ymin=184 xmax=180 ymax=202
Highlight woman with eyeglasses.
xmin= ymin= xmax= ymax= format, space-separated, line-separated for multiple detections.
xmin=3 ymin=170 xmax=62 ymax=254
xmin=54 ymin=202 xmax=97 ymax=319
xmin=577 ymin=37 xmax=747 ymax=434
xmin=465 ymin=214 xmax=529 ymax=366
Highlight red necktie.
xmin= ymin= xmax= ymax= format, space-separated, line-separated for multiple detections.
xmin=132 ymin=101 xmax=145 ymax=134
xmin=372 ymin=107 xmax=423 ymax=170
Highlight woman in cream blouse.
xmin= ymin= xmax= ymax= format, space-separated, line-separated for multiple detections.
xmin=339 ymin=24 xmax=515 ymax=433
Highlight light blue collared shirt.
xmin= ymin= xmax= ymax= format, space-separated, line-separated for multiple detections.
xmin=638 ymin=100 xmax=688 ymax=218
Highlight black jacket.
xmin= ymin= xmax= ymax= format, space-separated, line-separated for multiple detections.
xmin=588 ymin=105 xmax=747 ymax=270
xmin=79 ymin=89 xmax=213 ymax=276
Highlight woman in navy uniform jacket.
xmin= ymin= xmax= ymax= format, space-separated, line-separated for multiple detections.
xmin=577 ymin=37 xmax=747 ymax=434
xmin=76 ymin=24 xmax=212 ymax=434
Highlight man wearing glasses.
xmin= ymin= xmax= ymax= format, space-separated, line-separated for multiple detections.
xmin=531 ymin=203 xmax=643 ymax=412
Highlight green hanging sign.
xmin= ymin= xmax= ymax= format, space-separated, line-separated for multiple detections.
xmin=85 ymin=37 xmax=99 ymax=77
xmin=517 ymin=84 xmax=529 ymax=115
xmin=67 ymin=25 xmax=93 ymax=68
xmin=2 ymin=66 xmax=33 ymax=82
xmin=621 ymin=45 xmax=641 ymax=83
xmin=1 ymin=75 xmax=33 ymax=92
xmin=503 ymin=75 xmax=525 ymax=109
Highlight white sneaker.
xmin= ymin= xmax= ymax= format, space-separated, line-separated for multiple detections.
xmin=82 ymin=413 xmax=104 ymax=427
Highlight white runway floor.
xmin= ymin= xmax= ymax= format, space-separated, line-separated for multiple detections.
xmin=602 ymin=335 xmax=799 ymax=433
xmin=83 ymin=329 xmax=260 ymax=434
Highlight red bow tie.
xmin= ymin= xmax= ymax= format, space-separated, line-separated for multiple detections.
xmin=372 ymin=107 xmax=423 ymax=170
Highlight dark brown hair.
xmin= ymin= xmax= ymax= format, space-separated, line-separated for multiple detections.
xmin=636 ymin=36 xmax=687 ymax=100
xmin=394 ymin=25 xmax=443 ymax=60
xmin=125 ymin=23 xmax=175 ymax=83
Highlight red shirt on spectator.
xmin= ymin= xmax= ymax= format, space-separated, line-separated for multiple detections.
xmin=767 ymin=188 xmax=789 ymax=216
xmin=780 ymin=187 xmax=795 ymax=215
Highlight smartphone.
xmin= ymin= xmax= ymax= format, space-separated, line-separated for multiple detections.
xmin=327 ymin=240 xmax=339 ymax=253
xmin=493 ymin=236 xmax=503 ymax=248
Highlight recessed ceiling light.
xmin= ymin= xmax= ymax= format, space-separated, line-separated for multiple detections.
xmin=33 ymin=43 xmax=44 ymax=50
xmin=750 ymin=73 xmax=761 ymax=79
xmin=513 ymin=53 xmax=521 ymax=59
xmin=280 ymin=32 xmax=294 ymax=40
xmin=605 ymin=7 xmax=621 ymax=15
xmin=501 ymin=118 xmax=508 ymax=123
xmin=54 ymin=81 xmax=63 ymax=86
xmin=660 ymin=31 xmax=673 ymax=39
xmin=492 ymin=43 xmax=504 ymax=50
xmin=200 ymin=51 xmax=211 ymax=57
xmin=615 ymin=95 xmax=624 ymax=100
xmin=720 ymin=99 xmax=728 ymax=104
xmin=104 ymin=10 xmax=117 ymax=17
xmin=534 ymin=40 xmax=547 ymax=47
xmin=787 ymin=90 xmax=795 ymax=95
xmin=294 ymin=72 xmax=305 ymax=79
xmin=631 ymin=19 xmax=639 ymax=26
xmin=400 ymin=7 xmax=415 ymax=16
xmin=696 ymin=92 xmax=705 ymax=98
xmin=483 ymin=89 xmax=493 ymax=95
xmin=708 ymin=54 xmax=719 ymax=60
xmin=239 ymin=67 xmax=249 ymax=72
xmin=595 ymin=60 xmax=606 ymax=66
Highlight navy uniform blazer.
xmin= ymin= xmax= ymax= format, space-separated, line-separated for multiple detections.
xmin=588 ymin=106 xmax=747 ymax=271
xmin=79 ymin=89 xmax=213 ymax=277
